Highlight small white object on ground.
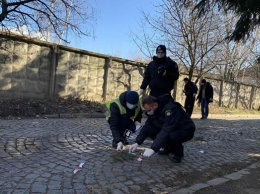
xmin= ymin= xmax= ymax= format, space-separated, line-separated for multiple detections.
xmin=73 ymin=162 xmax=85 ymax=174
xmin=137 ymin=153 xmax=143 ymax=161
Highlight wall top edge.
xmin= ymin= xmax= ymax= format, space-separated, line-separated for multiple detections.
xmin=0 ymin=31 xmax=258 ymax=88
xmin=0 ymin=31 xmax=147 ymax=67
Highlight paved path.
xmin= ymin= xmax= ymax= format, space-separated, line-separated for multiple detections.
xmin=0 ymin=115 xmax=259 ymax=194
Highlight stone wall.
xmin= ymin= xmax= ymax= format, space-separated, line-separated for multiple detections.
xmin=0 ymin=36 xmax=51 ymax=99
xmin=55 ymin=49 xmax=106 ymax=102
xmin=0 ymin=32 xmax=259 ymax=110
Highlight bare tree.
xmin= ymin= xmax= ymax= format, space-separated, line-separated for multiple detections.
xmin=212 ymin=12 xmax=260 ymax=82
xmin=131 ymin=0 xmax=225 ymax=83
xmin=238 ymin=48 xmax=260 ymax=86
xmin=0 ymin=0 xmax=96 ymax=43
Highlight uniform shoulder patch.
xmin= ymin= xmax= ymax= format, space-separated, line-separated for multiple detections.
xmin=165 ymin=110 xmax=171 ymax=116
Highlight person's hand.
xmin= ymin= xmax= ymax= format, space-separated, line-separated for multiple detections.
xmin=116 ymin=142 xmax=123 ymax=151
xmin=193 ymin=93 xmax=196 ymax=97
xmin=135 ymin=121 xmax=140 ymax=125
xmin=143 ymin=148 xmax=155 ymax=157
xmin=139 ymin=89 xmax=144 ymax=95
xmin=129 ymin=143 xmax=138 ymax=153
xmin=135 ymin=125 xmax=142 ymax=132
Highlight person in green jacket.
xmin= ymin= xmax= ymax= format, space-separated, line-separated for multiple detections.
xmin=106 ymin=91 xmax=143 ymax=151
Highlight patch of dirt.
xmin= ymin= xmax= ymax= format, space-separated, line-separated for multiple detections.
xmin=0 ymin=98 xmax=258 ymax=119
xmin=111 ymin=151 xmax=138 ymax=163
xmin=195 ymin=163 xmax=260 ymax=194
xmin=0 ymin=98 xmax=106 ymax=118
xmin=193 ymin=105 xmax=260 ymax=115
xmin=193 ymin=105 xmax=233 ymax=114
xmin=168 ymin=159 xmax=259 ymax=191
xmin=175 ymin=162 xmax=251 ymax=187
xmin=125 ymin=161 xmax=260 ymax=194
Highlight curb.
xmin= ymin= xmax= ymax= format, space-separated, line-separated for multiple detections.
xmin=1 ymin=113 xmax=259 ymax=120
xmin=44 ymin=112 xmax=106 ymax=119
xmin=39 ymin=113 xmax=260 ymax=119
xmin=0 ymin=112 xmax=106 ymax=120
xmin=174 ymin=162 xmax=260 ymax=194
xmin=191 ymin=113 xmax=260 ymax=119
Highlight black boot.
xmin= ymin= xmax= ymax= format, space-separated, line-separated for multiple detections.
xmin=172 ymin=155 xmax=183 ymax=163
xmin=158 ymin=148 xmax=170 ymax=155
xmin=123 ymin=141 xmax=129 ymax=145
xmin=123 ymin=138 xmax=129 ymax=145
xmin=112 ymin=140 xmax=117 ymax=149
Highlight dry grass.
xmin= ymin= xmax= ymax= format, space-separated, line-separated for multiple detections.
xmin=193 ymin=105 xmax=260 ymax=115
xmin=0 ymin=98 xmax=258 ymax=118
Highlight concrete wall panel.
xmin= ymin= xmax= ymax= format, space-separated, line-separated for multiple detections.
xmin=0 ymin=33 xmax=259 ymax=110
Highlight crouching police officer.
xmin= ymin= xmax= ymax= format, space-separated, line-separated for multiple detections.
xmin=129 ymin=95 xmax=195 ymax=163
xmin=106 ymin=91 xmax=143 ymax=151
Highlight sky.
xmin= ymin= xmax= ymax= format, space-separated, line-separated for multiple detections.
xmin=69 ymin=0 xmax=157 ymax=60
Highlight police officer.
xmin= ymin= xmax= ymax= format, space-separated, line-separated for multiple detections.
xmin=183 ymin=77 xmax=198 ymax=117
xmin=106 ymin=91 xmax=143 ymax=151
xmin=129 ymin=95 xmax=195 ymax=163
xmin=139 ymin=45 xmax=179 ymax=97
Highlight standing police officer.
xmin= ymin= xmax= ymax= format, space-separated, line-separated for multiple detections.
xmin=183 ymin=77 xmax=198 ymax=117
xmin=106 ymin=91 xmax=143 ymax=151
xmin=129 ymin=95 xmax=195 ymax=163
xmin=139 ymin=45 xmax=179 ymax=97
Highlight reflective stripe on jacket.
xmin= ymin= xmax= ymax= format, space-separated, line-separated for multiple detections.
xmin=105 ymin=98 xmax=141 ymax=120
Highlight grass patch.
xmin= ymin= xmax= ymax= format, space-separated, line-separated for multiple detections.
xmin=228 ymin=109 xmax=260 ymax=115
xmin=106 ymin=188 xmax=113 ymax=194
xmin=192 ymin=136 xmax=206 ymax=142
xmin=193 ymin=105 xmax=260 ymax=115
xmin=111 ymin=151 xmax=137 ymax=163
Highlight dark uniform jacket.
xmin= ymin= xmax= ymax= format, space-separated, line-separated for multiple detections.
xmin=136 ymin=95 xmax=195 ymax=152
xmin=184 ymin=80 xmax=198 ymax=98
xmin=109 ymin=91 xmax=142 ymax=143
xmin=197 ymin=82 xmax=214 ymax=103
xmin=140 ymin=56 xmax=179 ymax=93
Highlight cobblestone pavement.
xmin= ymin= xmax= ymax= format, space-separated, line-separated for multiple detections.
xmin=0 ymin=115 xmax=259 ymax=194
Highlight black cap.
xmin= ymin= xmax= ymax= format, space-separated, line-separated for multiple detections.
xmin=201 ymin=79 xmax=206 ymax=83
xmin=125 ymin=91 xmax=139 ymax=105
xmin=184 ymin=77 xmax=189 ymax=81
xmin=156 ymin=45 xmax=166 ymax=54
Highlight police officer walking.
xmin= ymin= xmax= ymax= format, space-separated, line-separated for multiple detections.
xmin=139 ymin=45 xmax=179 ymax=97
xmin=106 ymin=91 xmax=143 ymax=151
xmin=129 ymin=95 xmax=195 ymax=163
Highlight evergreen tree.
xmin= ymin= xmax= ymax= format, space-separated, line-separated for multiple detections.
xmin=183 ymin=0 xmax=260 ymax=42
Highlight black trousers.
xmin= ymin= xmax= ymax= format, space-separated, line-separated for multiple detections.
xmin=146 ymin=126 xmax=194 ymax=157
xmin=167 ymin=129 xmax=194 ymax=157
xmin=184 ymin=97 xmax=195 ymax=117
